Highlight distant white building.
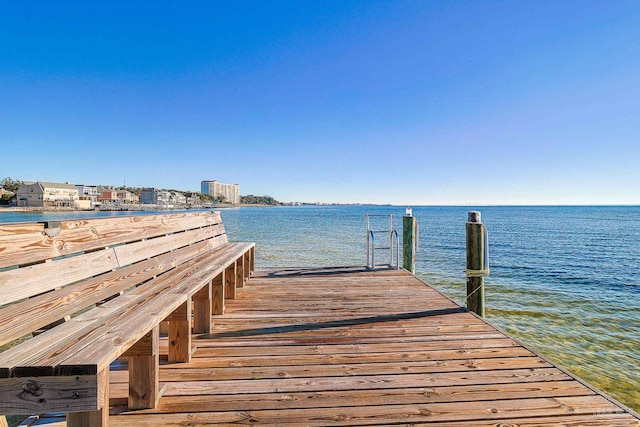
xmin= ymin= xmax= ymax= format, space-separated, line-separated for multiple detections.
xmin=76 ymin=185 xmax=100 ymax=207
xmin=201 ymin=180 xmax=240 ymax=204
xmin=17 ymin=181 xmax=81 ymax=208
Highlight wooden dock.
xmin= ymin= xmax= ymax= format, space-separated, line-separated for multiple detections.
xmin=26 ymin=267 xmax=640 ymax=426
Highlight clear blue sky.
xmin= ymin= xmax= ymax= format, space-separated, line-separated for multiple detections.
xmin=2 ymin=1 xmax=640 ymax=204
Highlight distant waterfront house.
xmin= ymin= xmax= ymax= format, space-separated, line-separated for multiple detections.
xmin=117 ymin=189 xmax=139 ymax=204
xmin=97 ymin=185 xmax=119 ymax=203
xmin=76 ymin=184 xmax=100 ymax=207
xmin=140 ymin=188 xmax=161 ymax=204
xmin=184 ymin=192 xmax=201 ymax=206
xmin=168 ymin=191 xmax=186 ymax=205
xmin=141 ymin=188 xmax=186 ymax=206
xmin=17 ymin=181 xmax=80 ymax=208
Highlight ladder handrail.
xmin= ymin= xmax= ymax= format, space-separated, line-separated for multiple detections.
xmin=366 ymin=213 xmax=400 ymax=270
xmin=367 ymin=230 xmax=375 ymax=269
xmin=391 ymin=229 xmax=399 ymax=270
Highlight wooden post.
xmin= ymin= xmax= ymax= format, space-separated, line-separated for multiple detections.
xmin=225 ymin=263 xmax=236 ymax=300
xmin=466 ymin=211 xmax=489 ymax=318
xmin=236 ymin=257 xmax=244 ymax=289
xmin=250 ymin=246 xmax=255 ymax=274
xmin=166 ymin=301 xmax=192 ymax=363
xmin=212 ymin=272 xmax=225 ymax=315
xmin=193 ymin=282 xmax=212 ymax=334
xmin=403 ymin=212 xmax=417 ymax=274
xmin=243 ymin=251 xmax=251 ymax=283
xmin=125 ymin=326 xmax=159 ymax=409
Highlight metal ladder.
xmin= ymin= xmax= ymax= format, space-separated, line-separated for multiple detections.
xmin=366 ymin=214 xmax=400 ymax=270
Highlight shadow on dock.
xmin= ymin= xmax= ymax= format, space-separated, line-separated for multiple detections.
xmin=199 ymin=307 xmax=467 ymax=339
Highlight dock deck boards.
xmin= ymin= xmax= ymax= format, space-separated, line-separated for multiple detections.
xmin=32 ymin=266 xmax=640 ymax=426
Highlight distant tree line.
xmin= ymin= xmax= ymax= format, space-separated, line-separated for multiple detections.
xmin=241 ymin=195 xmax=280 ymax=205
xmin=1 ymin=177 xmax=20 ymax=193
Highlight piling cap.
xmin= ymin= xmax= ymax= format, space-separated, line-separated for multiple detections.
xmin=405 ymin=207 xmax=413 ymax=217
xmin=468 ymin=211 xmax=481 ymax=223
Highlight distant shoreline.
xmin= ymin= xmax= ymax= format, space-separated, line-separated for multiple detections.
xmin=0 ymin=205 xmax=239 ymax=213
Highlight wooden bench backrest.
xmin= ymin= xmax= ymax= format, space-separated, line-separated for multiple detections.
xmin=0 ymin=211 xmax=228 ymax=307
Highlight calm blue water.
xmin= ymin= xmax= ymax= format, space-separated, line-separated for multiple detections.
xmin=1 ymin=205 xmax=638 ymax=409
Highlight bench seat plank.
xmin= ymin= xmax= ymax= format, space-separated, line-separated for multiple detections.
xmin=0 ymin=222 xmax=45 ymax=236
xmin=58 ymin=244 xmax=254 ymax=374
xmin=0 ymin=244 xmax=232 ymax=376
xmin=0 ymin=243 xmax=254 ymax=378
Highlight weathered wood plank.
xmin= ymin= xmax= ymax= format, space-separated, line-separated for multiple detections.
xmin=108 ymin=381 xmax=594 ymax=413
xmin=192 ymin=338 xmax=520 ymax=358
xmin=0 ymin=372 xmax=103 ymax=414
xmin=107 ymin=396 xmax=630 ymax=426
xmin=158 ymin=368 xmax=572 ymax=396
xmin=0 ymin=222 xmax=45 ymax=236
xmin=0 ymin=248 xmax=119 ymax=306
xmin=0 ymin=211 xmax=223 ymax=269
xmin=189 ymin=332 xmax=508 ymax=348
xmin=112 ymin=225 xmax=225 ymax=267
xmin=176 ymin=347 xmax=536 ymax=368
xmin=127 ymin=356 xmax=551 ymax=382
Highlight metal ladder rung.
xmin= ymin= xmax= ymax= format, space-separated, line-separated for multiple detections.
xmin=374 ymin=246 xmax=390 ymax=250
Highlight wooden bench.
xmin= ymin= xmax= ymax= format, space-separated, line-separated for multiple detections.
xmin=0 ymin=211 xmax=254 ymax=427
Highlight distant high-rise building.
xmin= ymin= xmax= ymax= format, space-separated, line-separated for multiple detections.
xmin=201 ymin=180 xmax=240 ymax=204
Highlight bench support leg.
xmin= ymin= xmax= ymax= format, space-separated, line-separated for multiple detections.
xmin=236 ymin=257 xmax=245 ymax=289
xmin=243 ymin=251 xmax=251 ymax=284
xmin=250 ymin=246 xmax=255 ymax=274
xmin=193 ymin=282 xmax=212 ymax=334
xmin=212 ymin=272 xmax=225 ymax=315
xmin=124 ymin=326 xmax=159 ymax=409
xmin=225 ymin=263 xmax=236 ymax=300
xmin=67 ymin=369 xmax=109 ymax=427
xmin=167 ymin=301 xmax=192 ymax=363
